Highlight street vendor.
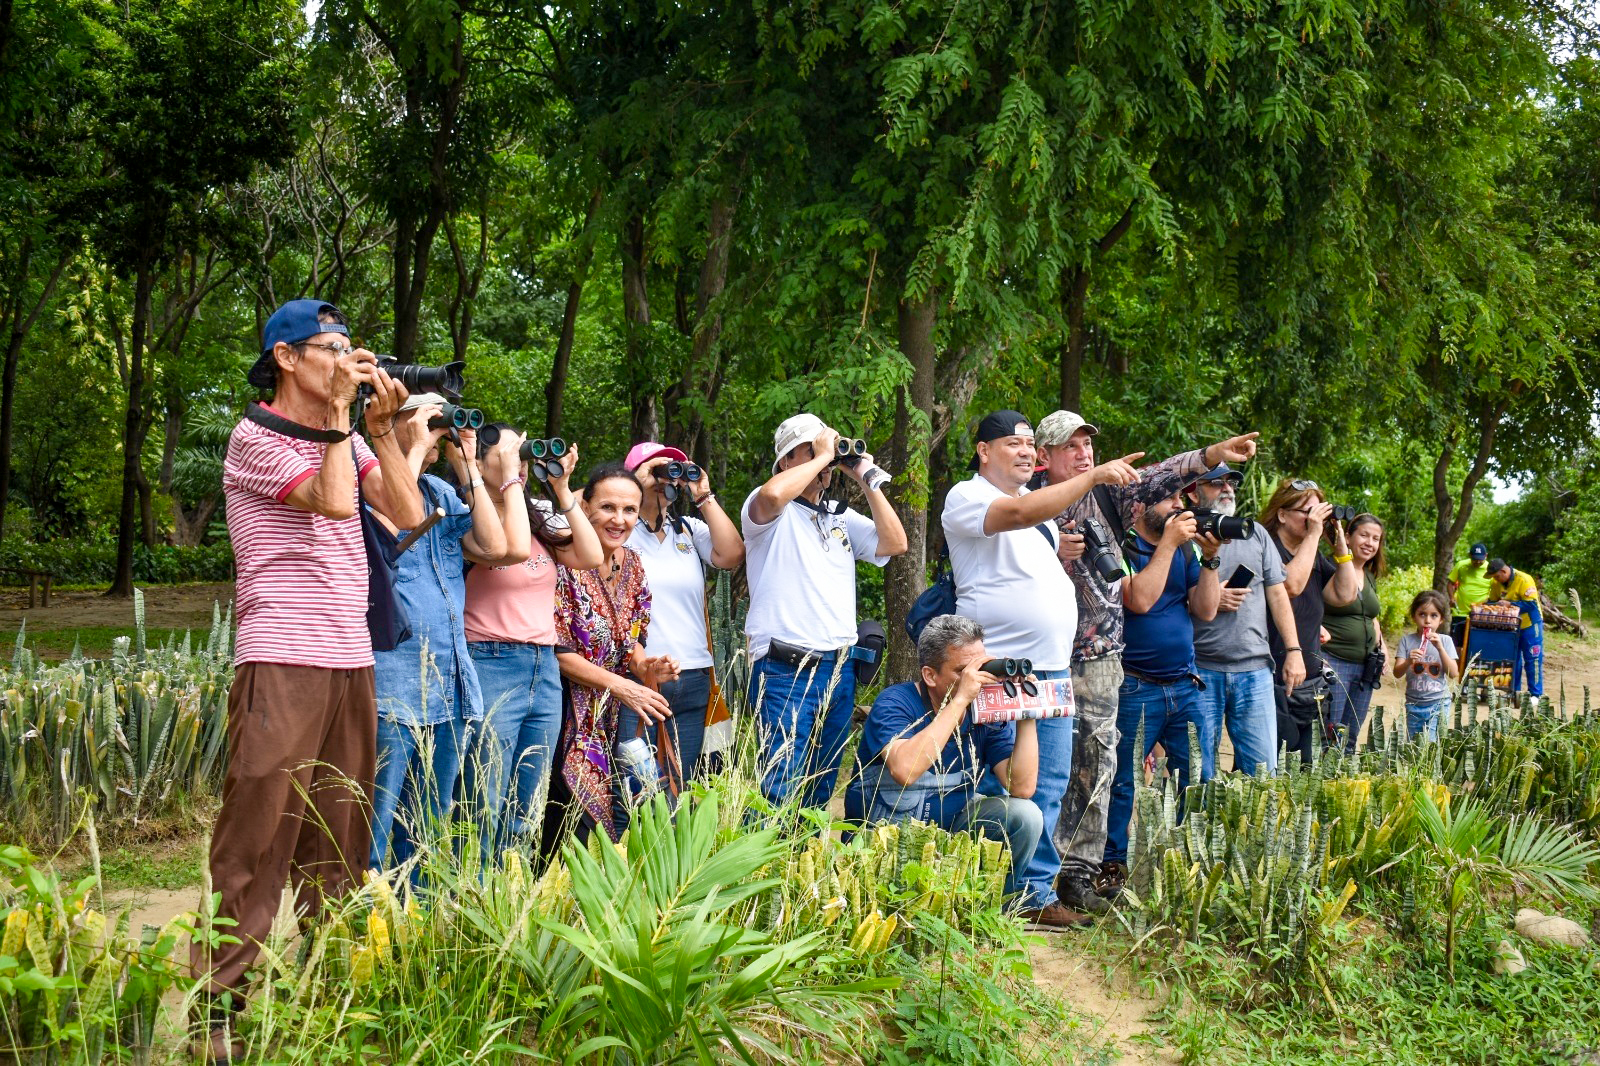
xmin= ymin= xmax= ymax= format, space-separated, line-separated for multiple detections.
xmin=1485 ymin=557 xmax=1543 ymax=698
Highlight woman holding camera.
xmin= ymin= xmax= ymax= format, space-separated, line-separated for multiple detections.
xmin=462 ymin=428 xmax=603 ymax=859
xmin=1259 ymin=479 xmax=1361 ymax=764
xmin=622 ymin=443 xmax=744 ymax=790
xmin=1321 ymin=514 xmax=1387 ymax=754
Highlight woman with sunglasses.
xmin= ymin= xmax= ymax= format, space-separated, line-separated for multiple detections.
xmin=1258 ymin=478 xmax=1361 ymax=764
xmin=1392 ymin=589 xmax=1458 ymax=741
xmin=1321 ymin=513 xmax=1388 ymax=753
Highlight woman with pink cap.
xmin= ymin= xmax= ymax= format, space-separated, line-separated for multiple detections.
xmin=621 ymin=441 xmax=744 ymax=792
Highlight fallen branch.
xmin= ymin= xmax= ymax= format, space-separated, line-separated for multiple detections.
xmin=1539 ymin=590 xmax=1586 ymax=638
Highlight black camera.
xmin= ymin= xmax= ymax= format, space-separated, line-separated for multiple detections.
xmin=429 ymin=403 xmax=483 ymax=431
xmin=376 ymin=356 xmax=465 ymax=399
xmin=663 ymin=461 xmax=702 ymax=483
xmin=1077 ymin=517 xmax=1123 ymax=584
xmin=1191 ymin=509 xmax=1255 ymax=541
xmin=1329 ymin=504 xmax=1357 ymax=524
xmin=834 ymin=438 xmax=867 ymax=467
xmin=980 ymin=657 xmax=1038 ymax=698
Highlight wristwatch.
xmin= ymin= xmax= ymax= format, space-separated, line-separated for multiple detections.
xmin=1200 ymin=555 xmax=1221 ymax=570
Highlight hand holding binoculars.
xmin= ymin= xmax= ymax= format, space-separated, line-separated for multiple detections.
xmin=521 ymin=437 xmax=568 ymax=482
xmin=429 ymin=403 xmax=484 ymax=432
xmin=657 ymin=460 xmax=703 ymax=504
xmin=980 ymin=658 xmax=1038 ymax=698
xmin=834 ymin=438 xmax=867 ymax=467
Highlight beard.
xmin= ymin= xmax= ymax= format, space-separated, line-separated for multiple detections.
xmin=1144 ymin=508 xmax=1174 ymax=537
xmin=1209 ymin=493 xmax=1237 ymax=517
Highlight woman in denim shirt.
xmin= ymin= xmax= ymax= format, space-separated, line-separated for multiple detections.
xmin=462 ymin=427 xmax=603 ymax=860
xmin=368 ymin=395 xmax=510 ymax=872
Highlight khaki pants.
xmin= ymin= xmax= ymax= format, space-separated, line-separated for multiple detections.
xmin=193 ymin=663 xmax=376 ymax=1001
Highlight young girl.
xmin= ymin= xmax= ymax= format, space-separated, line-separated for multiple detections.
xmin=1391 ymin=589 xmax=1459 ymax=741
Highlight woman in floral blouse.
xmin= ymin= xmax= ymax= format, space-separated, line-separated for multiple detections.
xmin=545 ymin=462 xmax=678 ymax=849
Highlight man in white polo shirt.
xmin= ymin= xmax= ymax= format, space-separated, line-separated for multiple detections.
xmin=942 ymin=409 xmax=1140 ymax=930
xmin=742 ymin=413 xmax=908 ymax=808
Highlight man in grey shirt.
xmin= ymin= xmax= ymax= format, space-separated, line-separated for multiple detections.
xmin=1187 ymin=464 xmax=1304 ymax=778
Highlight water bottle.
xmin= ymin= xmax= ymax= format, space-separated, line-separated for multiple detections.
xmin=615 ymin=736 xmax=663 ymax=805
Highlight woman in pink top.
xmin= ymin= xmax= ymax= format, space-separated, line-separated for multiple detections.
xmin=463 ymin=427 xmax=602 ymax=858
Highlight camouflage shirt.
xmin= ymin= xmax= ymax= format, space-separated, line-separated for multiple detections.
xmin=1048 ymin=448 xmax=1211 ymax=662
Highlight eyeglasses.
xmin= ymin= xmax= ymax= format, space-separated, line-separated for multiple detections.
xmin=299 ymin=340 xmax=356 ymax=357
xmin=1290 ymin=479 xmax=1320 ymax=491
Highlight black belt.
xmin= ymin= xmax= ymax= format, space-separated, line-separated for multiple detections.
xmin=1123 ymin=664 xmax=1204 ymax=689
xmin=765 ymin=639 xmax=852 ymax=670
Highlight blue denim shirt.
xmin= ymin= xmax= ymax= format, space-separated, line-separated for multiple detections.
xmin=373 ymin=474 xmax=483 ymax=726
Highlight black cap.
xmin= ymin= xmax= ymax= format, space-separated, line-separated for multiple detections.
xmin=970 ymin=410 xmax=1032 ymax=471
xmin=1488 ymin=557 xmax=1508 ymax=573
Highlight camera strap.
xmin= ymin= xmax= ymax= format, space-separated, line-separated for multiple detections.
xmin=244 ymin=402 xmax=350 ymax=443
xmin=1092 ymin=483 xmax=1125 ymax=544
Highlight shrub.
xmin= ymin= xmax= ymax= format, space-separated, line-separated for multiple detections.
xmin=0 ymin=536 xmax=234 ymax=586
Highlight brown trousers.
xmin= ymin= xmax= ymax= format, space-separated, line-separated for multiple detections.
xmin=192 ymin=662 xmax=376 ymax=1001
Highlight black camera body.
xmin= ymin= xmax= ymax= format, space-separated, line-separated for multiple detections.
xmin=1077 ymin=516 xmax=1123 ymax=583
xmin=1191 ymin=509 xmax=1255 ymax=542
xmin=376 ymin=356 xmax=465 ymax=400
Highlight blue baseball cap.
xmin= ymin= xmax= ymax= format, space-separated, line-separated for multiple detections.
xmin=248 ymin=300 xmax=349 ymax=389
xmin=1470 ymin=542 xmax=1488 ymax=560
xmin=1197 ymin=462 xmax=1243 ymax=484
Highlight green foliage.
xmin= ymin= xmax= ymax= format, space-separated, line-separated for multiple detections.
xmin=0 ymin=596 xmax=234 ymax=843
xmin=1378 ymin=564 xmax=1436 ymax=637
xmin=0 ymin=536 xmax=233 ymax=586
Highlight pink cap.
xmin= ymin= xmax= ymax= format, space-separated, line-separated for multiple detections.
xmin=623 ymin=441 xmax=688 ymax=471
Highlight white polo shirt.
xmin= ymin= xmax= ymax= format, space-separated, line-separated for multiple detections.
xmin=627 ymin=516 xmax=717 ymax=670
xmin=741 ymin=490 xmax=889 ymax=659
xmin=942 ymin=474 xmax=1078 ymax=672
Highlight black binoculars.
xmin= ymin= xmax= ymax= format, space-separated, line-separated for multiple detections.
xmin=429 ymin=403 xmax=483 ymax=431
xmin=376 ymin=356 xmax=466 ymax=399
xmin=1329 ymin=503 xmax=1357 ymax=524
xmin=520 ymin=437 xmax=567 ymax=462
xmin=663 ymin=461 xmax=702 ymax=483
xmin=980 ymin=658 xmax=1038 ymax=698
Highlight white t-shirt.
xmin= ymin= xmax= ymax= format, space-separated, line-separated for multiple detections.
xmin=627 ymin=515 xmax=716 ymax=670
xmin=942 ymin=474 xmax=1078 ymax=672
xmin=741 ymin=490 xmax=889 ymax=659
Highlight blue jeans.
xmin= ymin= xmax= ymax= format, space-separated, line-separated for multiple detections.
xmin=370 ymin=715 xmax=470 ymax=872
xmin=976 ymin=667 xmax=1073 ymax=910
xmin=951 ymin=796 xmax=1044 ymax=899
xmin=1105 ymin=673 xmax=1196 ymax=864
xmin=464 ymin=642 xmax=563 ymax=857
xmin=1325 ymin=654 xmax=1375 ymax=755
xmin=1406 ymin=699 xmax=1447 ymax=743
xmin=749 ymin=653 xmax=857 ymax=809
xmin=1195 ymin=666 xmax=1277 ymax=778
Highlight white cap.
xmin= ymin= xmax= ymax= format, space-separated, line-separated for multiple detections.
xmin=771 ymin=413 xmax=826 ymax=474
xmin=398 ymin=391 xmax=448 ymax=412
xmin=1034 ymin=409 xmax=1100 ymax=448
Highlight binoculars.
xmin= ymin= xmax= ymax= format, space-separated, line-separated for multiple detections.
xmin=981 ymin=658 xmax=1039 ymax=698
xmin=429 ymin=403 xmax=484 ymax=431
xmin=662 ymin=461 xmax=702 ymax=483
xmin=1192 ymin=510 xmax=1255 ymax=542
xmin=834 ymin=438 xmax=867 ymax=466
xmin=376 ymin=356 xmax=466 ymax=399
xmin=520 ymin=438 xmax=568 ymax=482
xmin=1329 ymin=503 xmax=1357 ymax=524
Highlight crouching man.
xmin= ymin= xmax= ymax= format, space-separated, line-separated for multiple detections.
xmin=845 ymin=614 xmax=1042 ymax=901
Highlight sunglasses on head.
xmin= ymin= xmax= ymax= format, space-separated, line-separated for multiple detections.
xmin=1290 ymin=479 xmax=1320 ymax=491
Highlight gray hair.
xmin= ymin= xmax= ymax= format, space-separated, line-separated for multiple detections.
xmin=917 ymin=614 xmax=985 ymax=671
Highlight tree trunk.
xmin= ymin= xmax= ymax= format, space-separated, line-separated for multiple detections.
xmin=546 ymin=189 xmax=603 ymax=437
xmin=108 ymin=267 xmax=156 ymax=598
xmin=884 ymin=292 xmax=939 ymax=681
xmin=675 ymin=187 xmax=736 ymax=462
xmin=1057 ymin=202 xmax=1136 ymax=413
xmin=620 ymin=212 xmax=657 ymax=443
xmin=1430 ymin=398 xmax=1510 ymax=593
xmin=0 ymin=242 xmax=70 ymax=541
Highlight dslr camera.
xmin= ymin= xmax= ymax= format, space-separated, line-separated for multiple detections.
xmin=1190 ymin=509 xmax=1255 ymax=542
xmin=1076 ymin=517 xmax=1123 ymax=583
xmin=375 ymin=356 xmax=465 ymax=400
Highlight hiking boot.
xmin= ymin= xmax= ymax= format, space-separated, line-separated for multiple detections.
xmin=1017 ymin=901 xmax=1094 ymax=931
xmin=1094 ymin=860 xmax=1128 ymax=899
xmin=1057 ymin=874 xmax=1112 ymax=915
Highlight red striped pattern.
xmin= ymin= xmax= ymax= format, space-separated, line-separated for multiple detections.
xmin=223 ymin=417 xmax=378 ymax=668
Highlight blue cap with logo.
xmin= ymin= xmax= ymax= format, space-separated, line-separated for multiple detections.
xmin=1470 ymin=542 xmax=1487 ymax=561
xmin=248 ymin=300 xmax=349 ymax=389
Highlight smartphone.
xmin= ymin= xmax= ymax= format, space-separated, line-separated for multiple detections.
xmin=1225 ymin=566 xmax=1256 ymax=590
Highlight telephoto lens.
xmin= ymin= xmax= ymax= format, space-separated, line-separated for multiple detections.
xmin=1192 ymin=510 xmax=1256 ymax=542
xmin=1077 ymin=517 xmax=1123 ymax=583
xmin=430 ymin=403 xmax=484 ymax=431
xmin=375 ymin=356 xmax=466 ymax=399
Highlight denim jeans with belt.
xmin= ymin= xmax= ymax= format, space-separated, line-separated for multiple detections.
xmin=463 ymin=641 xmax=563 ymax=857
xmin=1105 ymin=672 xmax=1196 ymax=864
xmin=1194 ymin=666 xmax=1277 ymax=777
xmin=749 ymin=652 xmax=856 ymax=809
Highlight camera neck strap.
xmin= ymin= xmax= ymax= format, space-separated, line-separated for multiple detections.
xmin=244 ymin=402 xmax=350 ymax=444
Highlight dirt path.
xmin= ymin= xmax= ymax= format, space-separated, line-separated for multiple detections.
xmin=0 ymin=581 xmax=234 ymax=631
xmin=1029 ymin=937 xmax=1182 ymax=1065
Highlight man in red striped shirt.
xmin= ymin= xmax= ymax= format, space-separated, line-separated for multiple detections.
xmin=195 ymin=300 xmax=422 ymax=1056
